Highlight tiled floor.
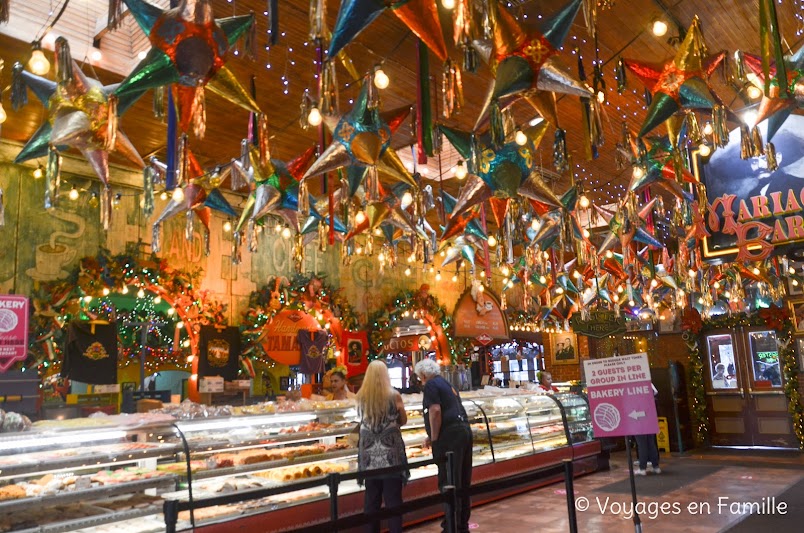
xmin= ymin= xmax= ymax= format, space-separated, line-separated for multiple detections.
xmin=407 ymin=450 xmax=804 ymax=532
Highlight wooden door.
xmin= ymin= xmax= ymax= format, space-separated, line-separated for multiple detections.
xmin=703 ymin=329 xmax=752 ymax=445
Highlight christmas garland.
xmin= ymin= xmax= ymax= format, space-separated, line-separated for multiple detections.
xmin=28 ymin=249 xmax=226 ymax=378
xmin=367 ymin=286 xmax=471 ymax=364
xmin=241 ymin=273 xmax=360 ymax=366
xmin=682 ymin=305 xmax=804 ymax=449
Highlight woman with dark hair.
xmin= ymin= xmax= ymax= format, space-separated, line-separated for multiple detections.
xmin=326 ymin=369 xmax=356 ymax=400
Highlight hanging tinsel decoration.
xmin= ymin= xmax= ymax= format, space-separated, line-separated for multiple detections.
xmin=104 ymin=95 xmax=119 ymax=151
xmin=733 ymin=50 xmax=747 ymax=84
xmin=685 ymin=111 xmax=703 ymax=145
xmin=615 ymin=122 xmax=630 ymax=170
xmin=152 ymin=223 xmax=161 ymax=253
xmin=10 ymin=62 xmax=27 ymax=111
xmin=293 ymin=234 xmax=305 ymax=272
xmin=143 ymin=166 xmax=155 ymax=218
xmin=0 ymin=188 xmax=4 ymax=227
xmin=553 ymin=129 xmax=569 ymax=172
xmin=366 ymin=167 xmax=380 ymax=203
xmin=309 ymin=0 xmax=326 ymax=40
xmin=177 ymin=134 xmax=190 ymax=188
xmin=152 ymin=86 xmax=166 ymax=121
xmin=190 ymin=87 xmax=206 ymax=138
xmin=442 ymin=60 xmax=463 ymax=119
xmin=454 ymin=0 xmax=477 ymax=73
xmin=643 ymin=87 xmax=652 ymax=106
xmin=320 ymin=61 xmax=339 ymax=116
xmin=416 ymin=39 xmax=434 ymax=161
xmin=268 ymin=0 xmax=279 ymax=46
xmin=298 ymin=181 xmax=310 ymax=217
xmin=766 ymin=142 xmax=778 ymax=171
xmin=582 ymin=0 xmax=598 ymax=40
xmin=1 ymin=0 xmax=9 ymax=24
xmin=185 ymin=210 xmax=194 ymax=243
xmin=489 ymin=101 xmax=505 ymax=148
xmin=299 ymin=89 xmax=312 ymax=130
xmin=711 ymin=104 xmax=728 ymax=147
xmin=616 ymin=57 xmax=627 ymax=94
xmin=247 ymin=219 xmax=258 ymax=252
xmin=751 ymin=126 xmax=764 ymax=156
xmin=739 ymin=124 xmax=754 ymax=159
xmin=55 ymin=37 xmax=72 ymax=84
xmin=232 ymin=231 xmax=242 ymax=265
xmin=318 ymin=221 xmax=328 ymax=252
xmin=45 ymin=146 xmax=61 ymax=210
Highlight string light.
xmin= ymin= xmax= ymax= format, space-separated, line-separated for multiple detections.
xmin=307 ymin=106 xmax=322 ymax=126
xmin=373 ymin=67 xmax=389 ymax=89
xmin=33 ymin=165 xmax=44 ymax=179
xmin=652 ymin=19 xmax=668 ymax=37
xmin=514 ymin=130 xmax=528 ymax=146
xmin=453 ymin=161 xmax=467 ymax=180
xmin=442 ymin=0 xmax=456 ymax=9
xmin=171 ymin=188 xmax=185 ymax=202
xmin=68 ymin=186 xmax=79 ymax=201
xmin=28 ymin=43 xmax=50 ymax=75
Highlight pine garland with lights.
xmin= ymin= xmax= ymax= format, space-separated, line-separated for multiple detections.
xmin=241 ymin=273 xmax=360 ymax=366
xmin=367 ymin=287 xmax=471 ymax=364
xmin=682 ymin=330 xmax=709 ymax=446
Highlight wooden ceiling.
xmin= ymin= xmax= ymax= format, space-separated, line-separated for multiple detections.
xmin=1 ymin=0 xmax=803 ymax=205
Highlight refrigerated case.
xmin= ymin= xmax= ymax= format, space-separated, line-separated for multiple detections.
xmin=702 ymin=327 xmax=796 ymax=447
xmin=0 ymin=391 xmax=601 ymax=532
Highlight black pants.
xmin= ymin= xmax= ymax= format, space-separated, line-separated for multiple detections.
xmin=364 ymin=476 xmax=403 ymax=533
xmin=433 ymin=423 xmax=473 ymax=533
xmin=634 ymin=434 xmax=659 ymax=470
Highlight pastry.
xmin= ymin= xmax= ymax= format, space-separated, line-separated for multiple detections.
xmin=0 ymin=484 xmax=26 ymax=501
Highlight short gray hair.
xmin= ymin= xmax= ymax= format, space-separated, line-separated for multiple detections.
xmin=415 ymin=358 xmax=441 ymax=379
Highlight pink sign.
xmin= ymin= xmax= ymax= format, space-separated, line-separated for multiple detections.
xmin=0 ymin=296 xmax=29 ymax=372
xmin=583 ymin=353 xmax=658 ymax=437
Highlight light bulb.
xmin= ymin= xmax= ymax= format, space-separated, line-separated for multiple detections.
xmin=698 ymin=143 xmax=711 ymax=157
xmin=789 ymin=267 xmax=796 ymax=275
xmin=514 ymin=130 xmax=528 ymax=146
xmin=0 ymin=102 xmax=6 ymax=124
xmin=137 ymin=288 xmax=145 ymax=299
xmin=582 ymin=229 xmax=590 ymax=238
xmin=703 ymin=122 xmax=714 ymax=136
xmin=442 ymin=0 xmax=456 ymax=9
xmin=275 ymin=222 xmax=282 ymax=233
xmin=452 ymin=275 xmax=458 ymax=283
xmin=605 ymin=250 xmax=613 ymax=258
xmin=307 ymin=106 xmax=322 ymax=126
xmin=650 ymin=279 xmax=659 ymax=288
xmin=281 ymin=226 xmax=292 ymax=239
xmin=579 ymin=194 xmax=590 ymax=209
xmin=172 ymin=187 xmax=185 ymax=202
xmin=531 ymin=219 xmax=540 ymax=230
xmin=401 ymin=191 xmax=414 ymax=209
xmin=33 ymin=166 xmax=44 ymax=179
xmin=90 ymin=48 xmax=102 ymax=62
xmin=632 ymin=166 xmax=645 ymax=179
xmin=652 ymin=20 xmax=668 ymax=37
xmin=628 ymin=300 xmax=635 ymax=306
xmin=501 ymin=265 xmax=510 ymax=276
xmin=539 ymin=275 xmax=547 ymax=284
xmin=373 ymin=68 xmax=389 ymax=89
xmin=373 ymin=228 xmax=382 ymax=236
xmin=121 ymin=285 xmax=129 ymax=295
xmin=404 ymin=267 xmax=411 ymax=276
xmin=68 ymin=186 xmax=79 ymax=201
xmin=436 ymin=271 xmax=442 ymax=281
xmin=223 ymin=220 xmax=232 ymax=232
xmin=160 ymin=191 xmax=168 ymax=201
xmin=753 ymin=267 xmax=760 ymax=275
xmin=83 ymin=296 xmax=92 ymax=303
xmin=556 ymin=286 xmax=564 ymax=294
xmin=176 ymin=321 xmax=184 ymax=329
xmin=355 ymin=211 xmax=366 ymax=224
xmin=138 ymin=50 xmax=148 ymax=60
xmin=596 ymin=90 xmax=606 ymax=104
xmin=28 ymin=49 xmax=50 ymax=76
xmin=453 ymin=161 xmax=467 ymax=180
xmin=488 ymin=235 xmax=497 ymax=247
xmin=167 ymin=308 xmax=175 ymax=316
xmin=747 ymin=85 xmax=762 ymax=100
xmin=154 ymin=296 xmax=162 ymax=304
xmin=102 ymin=287 xmax=110 ymax=296
xmin=743 ymin=109 xmax=758 ymax=128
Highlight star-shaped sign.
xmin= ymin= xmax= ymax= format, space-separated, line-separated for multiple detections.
xmin=116 ymin=0 xmax=260 ymax=135
xmin=624 ymin=16 xmax=725 ymax=137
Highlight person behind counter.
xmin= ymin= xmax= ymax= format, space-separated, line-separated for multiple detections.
xmin=357 ymin=361 xmax=408 ymax=533
xmin=537 ymin=371 xmax=559 ymax=393
xmin=414 ymin=358 xmax=473 ymax=533
xmin=327 ymin=370 xmax=356 ymax=400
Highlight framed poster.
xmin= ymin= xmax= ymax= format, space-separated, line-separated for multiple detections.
xmin=788 ymin=261 xmax=803 ymax=297
xmin=548 ymin=332 xmax=578 ymax=366
xmin=789 ymin=301 xmax=804 ymax=333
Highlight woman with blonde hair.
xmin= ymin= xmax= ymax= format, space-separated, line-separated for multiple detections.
xmin=356 ymin=360 xmax=408 ymax=533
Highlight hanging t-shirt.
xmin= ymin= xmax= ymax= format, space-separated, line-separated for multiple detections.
xmin=297 ymin=330 xmax=328 ymax=374
xmin=198 ymin=326 xmax=241 ymax=381
xmin=61 ymin=320 xmax=118 ymax=384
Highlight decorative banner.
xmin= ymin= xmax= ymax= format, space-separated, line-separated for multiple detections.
xmin=697 ymin=116 xmax=804 ymax=263
xmin=342 ymin=330 xmax=369 ymax=375
xmin=0 ymin=295 xmax=29 ymax=372
xmin=584 ymin=353 xmax=659 ymax=438
xmin=570 ymin=309 xmax=626 ymax=338
xmin=260 ymin=309 xmax=320 ymax=366
xmin=453 ymin=288 xmax=509 ymax=342
xmin=385 ymin=335 xmax=424 ymax=353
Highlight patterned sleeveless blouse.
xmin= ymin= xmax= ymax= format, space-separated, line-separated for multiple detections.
xmin=357 ymin=394 xmax=409 ymax=481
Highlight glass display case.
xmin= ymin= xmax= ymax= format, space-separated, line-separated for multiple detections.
xmin=0 ymin=390 xmax=595 ymax=532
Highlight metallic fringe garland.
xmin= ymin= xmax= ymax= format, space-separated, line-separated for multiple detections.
xmin=11 ymin=63 xmax=27 ymax=111
xmin=318 ymin=221 xmax=327 ymax=252
xmin=152 ymin=223 xmax=161 ymax=253
xmin=293 ymin=235 xmax=304 ymax=272
xmin=366 ymin=167 xmax=379 ymax=203
xmin=582 ymin=0 xmax=598 ymax=40
xmin=0 ymin=0 xmax=8 ymax=23
xmin=553 ymin=129 xmax=568 ymax=172
xmin=441 ymin=60 xmax=463 ymax=119
xmin=616 ymin=57 xmax=626 ymax=94
xmin=101 ymin=186 xmax=112 ymax=231
xmin=203 ymin=227 xmax=210 ymax=256
xmin=143 ymin=166 xmax=155 ymax=218
xmin=185 ymin=210 xmax=194 ymax=242
xmin=696 ymin=183 xmax=708 ymax=215
xmin=259 ymin=114 xmax=271 ymax=163
xmin=740 ymin=125 xmax=764 ymax=158
xmin=153 ymin=86 xmax=166 ymax=121
xmin=247 ymin=219 xmax=257 ymax=252
xmin=299 ymin=89 xmax=312 ymax=129
xmin=45 ymin=147 xmax=61 ymax=210
xmin=232 ymin=231 xmax=242 ymax=265
xmin=489 ymin=101 xmax=505 ymax=148
xmin=766 ymin=142 xmax=778 ymax=170
xmin=367 ymin=71 xmax=380 ymax=110
xmin=308 ymin=0 xmax=325 ymax=40
xmin=230 ymin=158 xmax=249 ymax=191
xmin=320 ymin=61 xmax=339 ymax=116
xmin=0 ymin=188 xmax=4 ymax=227
xmin=685 ymin=111 xmax=702 ymax=145
xmin=177 ymin=134 xmax=189 ymax=187
xmin=711 ymin=105 xmax=728 ymax=147
xmin=733 ymin=50 xmax=746 ymax=84
xmin=107 ymin=0 xmax=124 ymax=30
xmin=105 ymin=95 xmax=118 ymax=151
xmin=298 ymin=181 xmax=309 ymax=216
xmin=55 ymin=37 xmax=72 ymax=84
xmin=191 ymin=87 xmax=206 ymax=139
xmin=245 ymin=16 xmax=257 ymax=59
xmin=268 ymin=0 xmax=279 ymax=46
